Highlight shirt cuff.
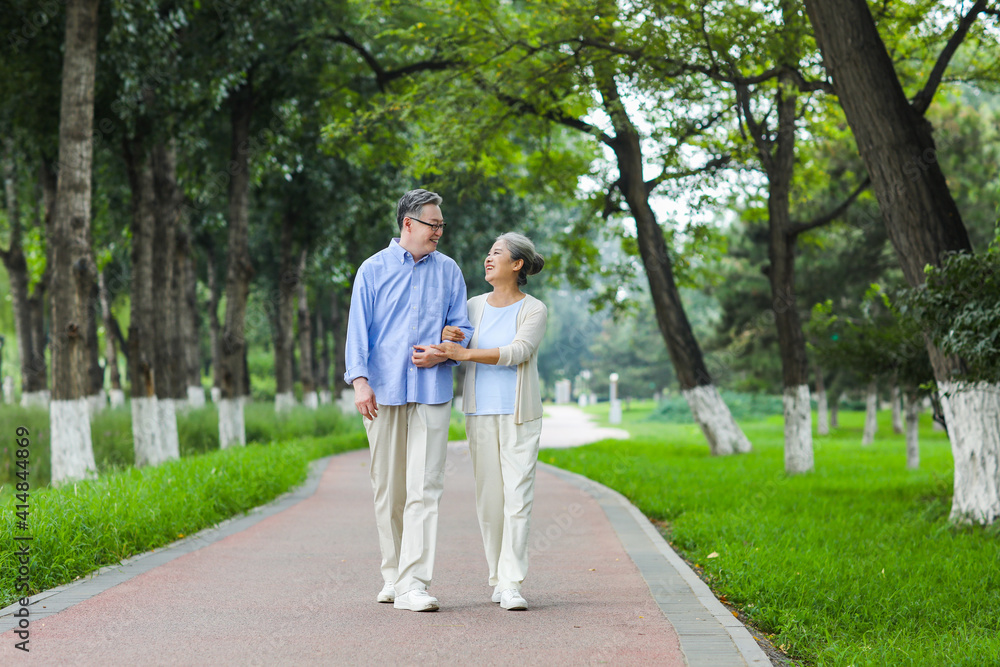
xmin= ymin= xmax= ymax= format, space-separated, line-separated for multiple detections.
xmin=344 ymin=365 xmax=368 ymax=385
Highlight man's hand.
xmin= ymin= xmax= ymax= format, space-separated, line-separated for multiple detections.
xmin=441 ymin=325 xmax=466 ymax=342
xmin=353 ymin=378 xmax=378 ymax=420
xmin=429 ymin=341 xmax=466 ymax=361
xmin=412 ymin=345 xmax=447 ymax=368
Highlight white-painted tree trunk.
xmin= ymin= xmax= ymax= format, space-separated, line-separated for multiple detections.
xmin=2 ymin=377 xmax=14 ymax=404
xmin=132 ymin=396 xmax=162 ymax=467
xmin=682 ymin=384 xmax=752 ymax=456
xmin=21 ymin=390 xmax=50 ymax=409
xmin=891 ymin=385 xmax=903 ymax=434
xmin=275 ymin=391 xmax=295 ymax=413
xmin=783 ymin=384 xmax=814 ymax=474
xmin=210 ymin=386 xmax=221 ymax=403
xmin=339 ymin=388 xmax=356 ymax=415
xmin=939 ymin=381 xmax=1000 ymax=525
xmin=862 ymin=380 xmax=878 ymax=446
xmin=816 ymin=385 xmax=829 ymax=436
xmin=302 ymin=390 xmax=318 ymax=410
xmin=319 ymin=389 xmax=332 ymax=405
xmin=158 ymin=398 xmax=180 ymax=461
xmin=904 ymin=393 xmax=920 ymax=470
xmin=187 ymin=385 xmax=206 ymax=408
xmin=50 ymin=398 xmax=97 ymax=484
xmin=109 ymin=388 xmax=125 ymax=409
xmin=218 ymin=397 xmax=246 ymax=448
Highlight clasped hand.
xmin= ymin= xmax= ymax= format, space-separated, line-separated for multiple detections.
xmin=411 ymin=325 xmax=467 ymax=367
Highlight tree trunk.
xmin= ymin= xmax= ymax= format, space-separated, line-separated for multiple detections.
xmin=815 ymin=365 xmax=829 ymax=436
xmin=176 ymin=197 xmax=204 ymax=406
xmin=752 ymin=70 xmax=813 ymax=473
xmin=217 ymin=83 xmax=255 ymax=448
xmin=206 ymin=244 xmax=221 ymax=403
xmin=331 ymin=286 xmax=351 ymax=411
xmin=124 ymin=140 xmax=161 ymax=467
xmin=862 ymin=379 xmax=878 ymax=446
xmin=86 ymin=277 xmax=105 ymax=413
xmin=297 ymin=249 xmax=317 ymax=410
xmin=24 ymin=287 xmax=48 ymax=405
xmin=802 ymin=0 xmax=999 ymax=523
xmin=316 ymin=296 xmax=331 ymax=405
xmin=891 ymin=383 xmax=904 ymax=434
xmin=598 ymin=71 xmax=750 ymax=456
xmin=904 ymin=389 xmax=920 ymax=470
xmin=151 ymin=140 xmax=181 ymax=459
xmin=48 ymin=0 xmax=100 ymax=484
xmin=23 ymin=159 xmax=57 ymax=405
xmin=831 ymin=393 xmax=840 ymax=429
xmin=1 ymin=138 xmax=38 ymax=408
xmin=938 ymin=382 xmax=1000 ymax=520
xmin=274 ymin=211 xmax=297 ymax=412
xmin=98 ymin=270 xmax=124 ymax=408
xmin=331 ymin=287 xmax=348 ymax=385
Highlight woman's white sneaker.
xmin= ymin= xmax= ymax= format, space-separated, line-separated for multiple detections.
xmin=500 ymin=589 xmax=527 ymax=610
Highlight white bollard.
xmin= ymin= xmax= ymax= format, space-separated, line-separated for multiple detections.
xmin=609 ymin=372 xmax=622 ymax=424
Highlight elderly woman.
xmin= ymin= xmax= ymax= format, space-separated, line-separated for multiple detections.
xmin=423 ymin=232 xmax=547 ymax=611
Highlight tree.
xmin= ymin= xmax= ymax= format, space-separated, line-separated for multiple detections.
xmin=802 ymin=0 xmax=1000 ymax=524
xmin=1 ymin=139 xmax=39 ymax=406
xmin=123 ymin=138 xmax=162 ymax=466
xmin=48 ymin=0 xmax=101 ymax=483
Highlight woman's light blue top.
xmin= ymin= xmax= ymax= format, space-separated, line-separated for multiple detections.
xmin=468 ymin=300 xmax=524 ymax=415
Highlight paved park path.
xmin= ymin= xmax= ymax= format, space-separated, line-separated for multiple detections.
xmin=1 ymin=406 xmax=771 ymax=666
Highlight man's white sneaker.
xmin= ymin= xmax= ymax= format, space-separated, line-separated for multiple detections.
xmin=377 ymin=582 xmax=396 ymax=603
xmin=491 ymin=586 xmax=502 ymax=603
xmin=500 ymin=589 xmax=527 ymax=611
xmin=393 ymin=589 xmax=439 ymax=612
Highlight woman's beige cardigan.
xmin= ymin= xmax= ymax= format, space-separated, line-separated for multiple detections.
xmin=461 ymin=293 xmax=548 ymax=424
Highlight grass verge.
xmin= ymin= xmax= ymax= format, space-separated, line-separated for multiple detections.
xmin=0 ymin=430 xmax=367 ymax=609
xmin=544 ymin=401 xmax=1000 ymax=666
xmin=0 ymin=402 xmax=356 ymax=487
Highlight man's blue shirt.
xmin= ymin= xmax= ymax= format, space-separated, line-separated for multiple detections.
xmin=344 ymin=239 xmax=474 ymax=405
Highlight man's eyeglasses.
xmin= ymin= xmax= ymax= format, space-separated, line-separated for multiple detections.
xmin=410 ymin=216 xmax=447 ymax=232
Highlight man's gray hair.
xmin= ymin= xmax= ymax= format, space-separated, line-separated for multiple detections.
xmin=497 ymin=232 xmax=545 ymax=286
xmin=396 ymin=189 xmax=443 ymax=230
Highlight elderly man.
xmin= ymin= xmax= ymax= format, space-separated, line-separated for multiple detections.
xmin=344 ymin=189 xmax=474 ymax=612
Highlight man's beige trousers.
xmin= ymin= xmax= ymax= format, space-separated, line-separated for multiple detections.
xmin=466 ymin=415 xmax=543 ymax=592
xmin=364 ymin=402 xmax=451 ymax=595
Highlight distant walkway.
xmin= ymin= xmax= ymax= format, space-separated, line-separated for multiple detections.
xmin=540 ymin=404 xmax=630 ymax=448
xmin=1 ymin=406 xmax=770 ymax=666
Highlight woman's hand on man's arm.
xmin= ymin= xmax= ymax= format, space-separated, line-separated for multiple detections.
xmin=441 ymin=325 xmax=466 ymax=342
xmin=427 ymin=341 xmax=468 ymax=361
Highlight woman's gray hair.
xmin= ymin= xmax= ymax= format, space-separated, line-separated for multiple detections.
xmin=497 ymin=232 xmax=545 ymax=286
xmin=396 ymin=189 xmax=443 ymax=230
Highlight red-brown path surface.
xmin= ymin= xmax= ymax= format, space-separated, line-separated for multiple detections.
xmin=1 ymin=406 xmax=770 ymax=666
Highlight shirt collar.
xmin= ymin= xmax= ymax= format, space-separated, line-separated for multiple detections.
xmin=389 ymin=238 xmax=435 ymax=265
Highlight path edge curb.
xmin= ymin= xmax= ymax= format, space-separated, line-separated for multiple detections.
xmin=540 ymin=462 xmax=772 ymax=667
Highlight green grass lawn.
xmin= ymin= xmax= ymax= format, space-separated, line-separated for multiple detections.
xmin=543 ymin=400 xmax=1000 ymax=667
